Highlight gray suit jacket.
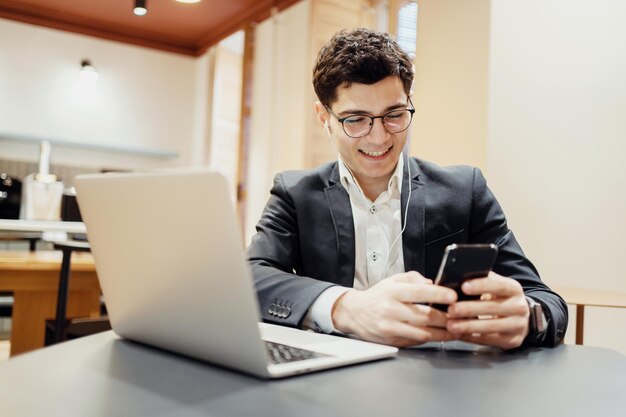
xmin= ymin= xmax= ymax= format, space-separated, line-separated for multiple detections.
xmin=247 ymin=158 xmax=567 ymax=347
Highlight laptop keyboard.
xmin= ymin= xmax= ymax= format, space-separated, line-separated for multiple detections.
xmin=264 ymin=341 xmax=329 ymax=364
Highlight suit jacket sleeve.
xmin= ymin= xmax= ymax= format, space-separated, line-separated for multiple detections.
xmin=468 ymin=168 xmax=568 ymax=347
xmin=247 ymin=173 xmax=337 ymax=328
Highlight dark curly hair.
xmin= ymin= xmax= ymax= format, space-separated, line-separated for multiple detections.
xmin=313 ymin=28 xmax=414 ymax=107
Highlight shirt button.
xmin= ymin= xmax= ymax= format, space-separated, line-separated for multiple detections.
xmin=371 ymin=252 xmax=378 ymax=262
xmin=369 ymin=205 xmax=377 ymax=214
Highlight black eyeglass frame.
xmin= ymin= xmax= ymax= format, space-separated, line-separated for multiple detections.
xmin=325 ymin=98 xmax=416 ymax=138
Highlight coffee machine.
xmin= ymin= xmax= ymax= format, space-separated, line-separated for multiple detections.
xmin=20 ymin=141 xmax=64 ymax=221
xmin=0 ymin=173 xmax=22 ymax=219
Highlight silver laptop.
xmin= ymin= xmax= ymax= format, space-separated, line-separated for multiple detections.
xmin=74 ymin=170 xmax=397 ymax=378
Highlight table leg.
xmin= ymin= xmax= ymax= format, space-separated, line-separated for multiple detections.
xmin=575 ymin=304 xmax=585 ymax=345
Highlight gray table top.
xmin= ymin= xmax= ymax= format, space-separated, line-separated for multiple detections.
xmin=1 ymin=331 xmax=624 ymax=417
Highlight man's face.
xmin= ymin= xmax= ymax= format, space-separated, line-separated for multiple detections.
xmin=317 ymin=76 xmax=411 ymax=188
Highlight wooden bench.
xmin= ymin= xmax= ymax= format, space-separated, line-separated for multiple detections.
xmin=554 ymin=286 xmax=626 ymax=345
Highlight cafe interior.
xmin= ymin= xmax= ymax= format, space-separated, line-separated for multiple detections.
xmin=0 ymin=0 xmax=625 ymax=361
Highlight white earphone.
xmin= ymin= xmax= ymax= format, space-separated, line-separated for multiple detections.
xmin=379 ymin=152 xmax=411 ymax=280
xmin=323 ymin=120 xmax=331 ymax=136
xmin=339 ymin=151 xmax=412 ymax=282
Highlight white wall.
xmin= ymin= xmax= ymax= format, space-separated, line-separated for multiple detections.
xmin=411 ymin=0 xmax=490 ymax=171
xmin=0 ymin=18 xmax=201 ymax=170
xmin=410 ymin=0 xmax=626 ymax=353
xmin=487 ymin=0 xmax=626 ymax=351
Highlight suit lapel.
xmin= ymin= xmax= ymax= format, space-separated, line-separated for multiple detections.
xmin=401 ymin=157 xmax=426 ymax=275
xmin=324 ymin=164 xmax=356 ymax=288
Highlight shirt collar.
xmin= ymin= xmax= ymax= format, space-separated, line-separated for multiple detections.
xmin=337 ymin=152 xmax=404 ymax=199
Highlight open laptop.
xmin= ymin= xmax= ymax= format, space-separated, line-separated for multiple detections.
xmin=74 ymin=170 xmax=397 ymax=378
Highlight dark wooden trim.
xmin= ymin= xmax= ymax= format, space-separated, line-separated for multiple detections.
xmin=0 ymin=3 xmax=196 ymax=56
xmin=0 ymin=0 xmax=301 ymax=57
xmin=575 ymin=304 xmax=585 ymax=345
xmin=195 ymin=0 xmax=300 ymax=55
xmin=236 ymin=24 xmax=256 ymax=233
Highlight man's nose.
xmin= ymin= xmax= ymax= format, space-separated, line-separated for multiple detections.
xmin=367 ymin=117 xmax=390 ymax=141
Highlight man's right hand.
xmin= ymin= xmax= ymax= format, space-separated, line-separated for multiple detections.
xmin=331 ymin=271 xmax=458 ymax=347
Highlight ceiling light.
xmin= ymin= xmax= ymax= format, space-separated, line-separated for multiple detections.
xmin=176 ymin=0 xmax=202 ymax=3
xmin=134 ymin=0 xmax=147 ymax=16
xmin=80 ymin=60 xmax=99 ymax=83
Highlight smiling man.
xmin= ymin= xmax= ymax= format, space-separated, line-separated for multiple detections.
xmin=247 ymin=28 xmax=567 ymax=349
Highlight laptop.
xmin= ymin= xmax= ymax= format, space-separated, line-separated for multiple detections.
xmin=74 ymin=170 xmax=397 ymax=378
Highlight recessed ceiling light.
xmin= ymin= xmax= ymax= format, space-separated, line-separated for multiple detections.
xmin=134 ymin=0 xmax=147 ymax=16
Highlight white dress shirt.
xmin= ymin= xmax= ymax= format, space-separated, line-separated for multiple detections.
xmin=302 ymin=154 xmax=406 ymax=333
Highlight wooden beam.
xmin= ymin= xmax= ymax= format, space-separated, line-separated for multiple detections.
xmin=236 ymin=24 xmax=256 ymax=234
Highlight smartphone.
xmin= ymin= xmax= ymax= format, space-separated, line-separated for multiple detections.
xmin=431 ymin=243 xmax=499 ymax=312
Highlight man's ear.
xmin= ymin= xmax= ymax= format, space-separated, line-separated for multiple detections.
xmin=314 ymin=101 xmax=331 ymax=132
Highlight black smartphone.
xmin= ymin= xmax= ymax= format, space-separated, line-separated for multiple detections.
xmin=431 ymin=243 xmax=499 ymax=312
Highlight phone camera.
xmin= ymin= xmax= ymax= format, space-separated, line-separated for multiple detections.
xmin=450 ymin=257 xmax=456 ymax=264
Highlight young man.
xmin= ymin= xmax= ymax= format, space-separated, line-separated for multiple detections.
xmin=247 ymin=28 xmax=567 ymax=349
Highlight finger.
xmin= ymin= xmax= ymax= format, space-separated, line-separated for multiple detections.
xmin=448 ymin=297 xmax=529 ymax=319
xmin=392 ymin=324 xmax=457 ymax=344
xmin=390 ymin=270 xmax=431 ymax=285
xmin=447 ymin=316 xmax=527 ymax=335
xmin=406 ymin=303 xmax=449 ymax=328
xmin=459 ymin=332 xmax=504 ymax=347
xmin=393 ymin=282 xmax=457 ymax=305
xmin=459 ymin=332 xmax=524 ymax=351
xmin=386 ymin=337 xmax=427 ymax=348
xmin=461 ymin=274 xmax=523 ymax=298
xmin=382 ymin=330 xmax=455 ymax=348
xmin=375 ymin=321 xmax=455 ymax=346
xmin=415 ymin=326 xmax=458 ymax=343
xmin=379 ymin=300 xmax=449 ymax=328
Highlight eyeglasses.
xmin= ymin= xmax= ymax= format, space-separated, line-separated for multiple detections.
xmin=326 ymin=99 xmax=415 ymax=138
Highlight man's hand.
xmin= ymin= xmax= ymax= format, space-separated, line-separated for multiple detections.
xmin=446 ymin=272 xmax=530 ymax=350
xmin=331 ymin=271 xmax=458 ymax=347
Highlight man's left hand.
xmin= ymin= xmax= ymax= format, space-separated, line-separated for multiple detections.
xmin=446 ymin=272 xmax=530 ymax=350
